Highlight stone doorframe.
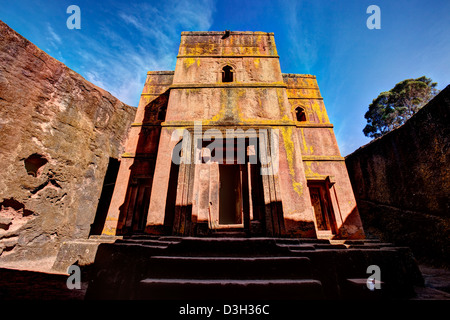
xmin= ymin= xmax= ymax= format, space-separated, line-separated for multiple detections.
xmin=170 ymin=127 xmax=284 ymax=236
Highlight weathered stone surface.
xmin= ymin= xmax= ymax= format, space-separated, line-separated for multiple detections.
xmin=85 ymin=237 xmax=423 ymax=300
xmin=0 ymin=20 xmax=136 ymax=264
xmin=345 ymin=86 xmax=450 ymax=266
xmin=51 ymin=237 xmax=118 ymax=273
xmin=103 ymin=31 xmax=364 ymax=240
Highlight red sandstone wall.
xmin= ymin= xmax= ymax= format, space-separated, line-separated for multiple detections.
xmin=345 ymin=85 xmax=450 ymax=265
xmin=0 ymin=20 xmax=136 ymax=263
xmin=102 ymin=71 xmax=173 ymax=235
xmin=285 ymin=74 xmax=364 ymax=239
xmin=103 ymin=31 xmax=365 ymax=239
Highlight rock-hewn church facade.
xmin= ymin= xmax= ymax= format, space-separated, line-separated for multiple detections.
xmin=101 ymin=31 xmax=364 ymax=239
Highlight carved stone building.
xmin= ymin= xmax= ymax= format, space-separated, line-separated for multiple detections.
xmin=101 ymin=31 xmax=364 ymax=240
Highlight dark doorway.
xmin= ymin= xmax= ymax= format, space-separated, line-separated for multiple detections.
xmin=308 ymin=181 xmax=336 ymax=233
xmin=164 ymin=146 xmax=181 ymax=233
xmin=218 ymin=164 xmax=242 ymax=224
xmin=121 ymin=177 xmax=152 ymax=234
xmin=249 ymin=162 xmax=265 ymax=226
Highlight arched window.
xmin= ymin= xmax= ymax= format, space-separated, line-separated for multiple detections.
xmin=295 ymin=107 xmax=307 ymax=122
xmin=222 ymin=65 xmax=234 ymax=82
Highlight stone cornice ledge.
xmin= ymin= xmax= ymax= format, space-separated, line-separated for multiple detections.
xmin=169 ymin=83 xmax=287 ymax=89
xmin=302 ymin=155 xmax=345 ymax=161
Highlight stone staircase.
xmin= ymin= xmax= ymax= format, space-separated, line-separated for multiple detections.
xmin=84 ymin=236 xmax=423 ymax=300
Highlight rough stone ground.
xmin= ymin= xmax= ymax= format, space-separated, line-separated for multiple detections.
xmin=0 ymin=260 xmax=449 ymax=300
xmin=411 ymin=265 xmax=450 ymax=300
xmin=0 ymin=266 xmax=88 ymax=300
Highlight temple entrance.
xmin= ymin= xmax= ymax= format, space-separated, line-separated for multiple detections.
xmin=218 ymin=164 xmax=243 ymax=225
xmin=308 ymin=181 xmax=337 ymax=234
xmin=212 ymin=137 xmax=263 ymax=234
xmin=167 ymin=135 xmax=273 ymax=236
xmin=120 ymin=177 xmax=152 ymax=234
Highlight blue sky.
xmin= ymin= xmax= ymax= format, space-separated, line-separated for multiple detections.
xmin=1 ymin=0 xmax=449 ymax=156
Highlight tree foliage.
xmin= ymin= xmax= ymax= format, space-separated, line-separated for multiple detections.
xmin=363 ymin=76 xmax=439 ymax=138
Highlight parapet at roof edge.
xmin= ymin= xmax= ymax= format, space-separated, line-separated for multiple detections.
xmin=283 ymin=74 xmax=316 ymax=79
xmin=147 ymin=71 xmax=175 ymax=75
xmin=181 ymin=31 xmax=275 ymax=36
xmin=146 ymin=71 xmax=317 ymax=79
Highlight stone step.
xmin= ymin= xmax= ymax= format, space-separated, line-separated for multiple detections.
xmin=343 ymin=239 xmax=382 ymax=244
xmin=342 ymin=278 xmax=384 ymax=300
xmin=313 ymin=243 xmax=347 ymax=250
xmin=138 ymin=278 xmax=325 ymax=300
xmin=160 ymin=237 xmax=292 ymax=256
xmin=276 ymin=244 xmax=316 ymax=251
xmin=158 ymin=236 xmax=185 ymax=242
xmin=113 ymin=242 xmax=170 ymax=251
xmin=85 ymin=237 xmax=423 ymax=300
xmin=346 ymin=243 xmax=394 ymax=249
xmin=115 ymin=238 xmax=179 ymax=246
xmin=145 ymin=256 xmax=313 ymax=280
xmin=275 ymin=238 xmax=330 ymax=245
xmin=209 ymin=231 xmax=247 ymax=237
xmin=126 ymin=234 xmax=161 ymax=240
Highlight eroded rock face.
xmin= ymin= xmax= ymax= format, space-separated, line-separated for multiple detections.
xmin=345 ymin=86 xmax=450 ymax=266
xmin=0 ymin=20 xmax=136 ymax=262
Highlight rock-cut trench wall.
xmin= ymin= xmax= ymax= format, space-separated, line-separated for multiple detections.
xmin=345 ymin=86 xmax=450 ymax=267
xmin=0 ymin=20 xmax=136 ymax=263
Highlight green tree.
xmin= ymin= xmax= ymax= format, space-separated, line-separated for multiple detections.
xmin=363 ymin=76 xmax=439 ymax=138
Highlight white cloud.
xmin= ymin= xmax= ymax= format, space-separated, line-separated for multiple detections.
xmin=76 ymin=0 xmax=216 ymax=106
xmin=283 ymin=1 xmax=319 ymax=73
xmin=47 ymin=23 xmax=62 ymax=45
xmin=118 ymin=12 xmax=150 ymax=34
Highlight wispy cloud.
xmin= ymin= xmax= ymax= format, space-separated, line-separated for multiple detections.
xmin=118 ymin=13 xmax=148 ymax=33
xmin=45 ymin=23 xmax=65 ymax=63
xmin=47 ymin=23 xmax=62 ymax=45
xmin=74 ymin=0 xmax=216 ymax=106
xmin=283 ymin=1 xmax=320 ymax=74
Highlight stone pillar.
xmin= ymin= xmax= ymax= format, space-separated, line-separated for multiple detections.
xmin=102 ymin=72 xmax=173 ymax=235
xmin=145 ymin=128 xmax=180 ymax=234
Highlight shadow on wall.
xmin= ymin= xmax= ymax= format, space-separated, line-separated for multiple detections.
xmin=89 ymin=158 xmax=120 ymax=236
xmin=89 ymin=91 xmax=169 ymax=236
xmin=345 ymin=86 xmax=450 ymax=267
xmin=333 ymin=206 xmax=366 ymax=240
xmin=357 ymin=199 xmax=450 ymax=267
xmin=168 ymin=201 xmax=289 ymax=237
xmin=115 ymin=92 xmax=169 ymax=235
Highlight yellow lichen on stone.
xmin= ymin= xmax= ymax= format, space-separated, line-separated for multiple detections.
xmin=270 ymin=35 xmax=278 ymax=55
xmin=276 ymin=89 xmax=287 ymax=115
xmin=184 ymin=58 xmax=196 ymax=69
xmin=256 ymin=35 xmax=262 ymax=55
xmin=303 ymin=161 xmax=323 ymax=178
xmin=203 ymin=88 xmax=228 ymax=124
xmin=293 ymin=182 xmax=303 ymax=197
xmin=280 ymin=126 xmax=303 ymax=196
xmin=299 ymin=129 xmax=314 ymax=154
xmin=300 ymin=128 xmax=308 ymax=154
xmin=311 ymin=100 xmax=329 ymax=124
